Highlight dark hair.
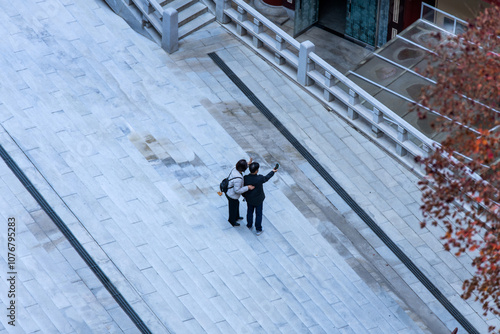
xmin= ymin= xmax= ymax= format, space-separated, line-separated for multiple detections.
xmin=236 ymin=159 xmax=248 ymax=172
xmin=249 ymin=162 xmax=259 ymax=174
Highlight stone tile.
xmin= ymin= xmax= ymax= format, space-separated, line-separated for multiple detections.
xmin=240 ymin=296 xmax=280 ymax=333
xmin=205 ymin=272 xmax=257 ymax=325
xmin=265 ymin=275 xmax=317 ymax=328
xmin=178 ymin=293 xmax=222 ymax=333
xmin=209 ymin=294 xmax=247 ymax=332
xmin=141 ymin=267 xmax=193 ymax=322
xmin=0 ymin=0 xmax=489 ymax=332
xmin=296 ymin=277 xmax=347 ymax=328
xmin=271 ymin=297 xmax=309 ymax=332
xmin=435 ymin=250 xmax=466 ymax=272
xmin=433 ymin=262 xmax=462 ymax=286
xmin=332 ymin=301 xmax=369 ymax=333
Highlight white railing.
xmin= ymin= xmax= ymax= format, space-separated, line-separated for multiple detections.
xmin=125 ymin=0 xmax=163 ymax=33
xmin=123 ymin=0 xmax=179 ymax=52
xmin=215 ymin=0 xmax=436 ymax=165
xmin=420 ymin=3 xmax=468 ymax=35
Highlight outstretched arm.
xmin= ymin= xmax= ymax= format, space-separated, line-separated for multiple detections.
xmin=263 ymin=170 xmax=276 ymax=183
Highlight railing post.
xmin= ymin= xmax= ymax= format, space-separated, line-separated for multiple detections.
xmin=147 ymin=2 xmax=154 ymax=14
xmin=216 ymin=0 xmax=231 ymax=24
xmin=347 ymin=89 xmax=359 ymax=120
xmin=275 ymin=35 xmax=285 ymax=65
xmin=372 ymin=107 xmax=383 ymax=137
xmin=324 ymin=71 xmax=334 ymax=102
xmin=253 ymin=19 xmax=263 ymax=48
xmin=161 ymin=8 xmax=178 ymax=54
xmin=236 ymin=6 xmax=247 ymax=36
xmin=298 ymin=41 xmax=314 ymax=86
xmin=142 ymin=13 xmax=152 ymax=28
xmin=421 ymin=143 xmax=431 ymax=158
xmin=396 ymin=126 xmax=408 ymax=156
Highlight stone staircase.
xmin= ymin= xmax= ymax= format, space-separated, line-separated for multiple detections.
xmin=159 ymin=0 xmax=215 ymax=39
xmin=0 ymin=0 xmax=483 ymax=332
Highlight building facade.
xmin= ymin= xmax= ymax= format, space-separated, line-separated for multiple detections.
xmin=262 ymin=0 xmax=491 ymax=47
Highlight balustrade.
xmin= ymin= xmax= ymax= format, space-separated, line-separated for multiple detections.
xmin=213 ymin=0 xmax=435 ymax=164
xmin=125 ymin=0 xmax=179 ymax=53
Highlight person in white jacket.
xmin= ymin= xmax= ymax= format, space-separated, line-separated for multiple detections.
xmin=226 ymin=159 xmax=254 ymax=226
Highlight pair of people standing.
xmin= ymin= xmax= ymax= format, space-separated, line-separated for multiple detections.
xmin=225 ymin=159 xmax=254 ymax=227
xmin=225 ymin=158 xmax=277 ymax=235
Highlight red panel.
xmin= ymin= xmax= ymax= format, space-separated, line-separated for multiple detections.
xmin=403 ymin=0 xmax=436 ymax=29
xmin=403 ymin=0 xmax=422 ymax=29
xmin=283 ymin=0 xmax=294 ymax=9
xmin=262 ymin=0 xmax=283 ymax=6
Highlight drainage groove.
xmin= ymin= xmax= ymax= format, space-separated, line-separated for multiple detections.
xmin=208 ymin=52 xmax=479 ymax=334
xmin=0 ymin=144 xmax=152 ymax=334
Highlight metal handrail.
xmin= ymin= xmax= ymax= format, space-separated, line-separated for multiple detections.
xmin=420 ymin=3 xmax=468 ymax=34
xmin=309 ymin=52 xmax=435 ymax=147
xmin=421 ymin=3 xmax=467 ymax=25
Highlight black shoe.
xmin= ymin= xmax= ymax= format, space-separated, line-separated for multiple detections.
xmin=230 ymin=222 xmax=240 ymax=227
xmin=246 ymin=224 xmax=253 ymax=229
xmin=237 ymin=217 xmax=244 ymax=220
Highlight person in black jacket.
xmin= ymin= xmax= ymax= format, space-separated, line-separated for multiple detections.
xmin=243 ymin=162 xmax=277 ymax=235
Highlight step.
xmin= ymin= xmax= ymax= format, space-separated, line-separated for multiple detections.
xmin=159 ymin=0 xmax=174 ymax=6
xmin=0 ymin=146 xmax=127 ymax=334
xmin=162 ymin=0 xmax=197 ymax=12
xmin=195 ymin=216 xmax=324 ymax=331
xmin=178 ymin=11 xmax=215 ymax=38
xmin=178 ymin=1 xmax=208 ymax=27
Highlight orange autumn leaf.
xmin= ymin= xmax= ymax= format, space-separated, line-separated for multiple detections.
xmin=414 ymin=3 xmax=500 ymax=333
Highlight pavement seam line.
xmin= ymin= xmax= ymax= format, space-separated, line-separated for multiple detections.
xmin=208 ymin=51 xmax=479 ymax=334
xmin=0 ymin=128 xmax=154 ymax=334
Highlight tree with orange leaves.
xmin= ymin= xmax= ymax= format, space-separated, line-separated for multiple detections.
xmin=416 ymin=1 xmax=500 ymax=331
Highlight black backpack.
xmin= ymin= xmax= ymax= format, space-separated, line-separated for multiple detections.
xmin=218 ymin=169 xmax=241 ymax=196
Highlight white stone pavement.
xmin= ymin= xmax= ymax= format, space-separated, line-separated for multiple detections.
xmin=0 ymin=132 xmax=135 ymax=333
xmin=0 ymin=0 xmax=496 ymax=333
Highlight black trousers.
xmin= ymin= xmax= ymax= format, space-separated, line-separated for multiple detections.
xmin=246 ymin=203 xmax=263 ymax=231
xmin=226 ymin=194 xmax=240 ymax=224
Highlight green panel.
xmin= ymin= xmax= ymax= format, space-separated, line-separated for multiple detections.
xmin=345 ymin=0 xmax=378 ymax=46
xmin=294 ymin=0 xmax=319 ymax=37
xmin=377 ymin=0 xmax=390 ymax=47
